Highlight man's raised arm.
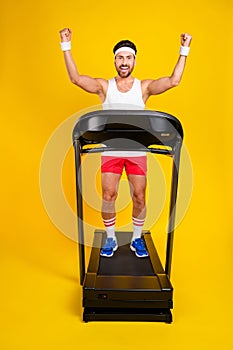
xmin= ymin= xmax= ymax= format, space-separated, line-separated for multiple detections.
xmin=59 ymin=28 xmax=106 ymax=99
xmin=142 ymin=33 xmax=192 ymax=99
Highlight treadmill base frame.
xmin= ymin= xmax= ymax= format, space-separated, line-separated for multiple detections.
xmin=83 ymin=307 xmax=172 ymax=323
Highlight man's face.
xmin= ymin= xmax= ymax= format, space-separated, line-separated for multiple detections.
xmin=114 ymin=52 xmax=136 ymax=78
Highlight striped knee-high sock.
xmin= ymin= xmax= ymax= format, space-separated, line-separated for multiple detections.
xmin=103 ymin=216 xmax=116 ymax=239
xmin=132 ymin=216 xmax=145 ymax=241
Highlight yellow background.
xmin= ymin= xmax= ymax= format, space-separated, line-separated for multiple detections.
xmin=1 ymin=0 xmax=233 ymax=349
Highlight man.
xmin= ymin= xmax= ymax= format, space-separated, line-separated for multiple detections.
xmin=59 ymin=28 xmax=192 ymax=258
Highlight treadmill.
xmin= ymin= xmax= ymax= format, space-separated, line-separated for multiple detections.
xmin=72 ymin=109 xmax=183 ymax=323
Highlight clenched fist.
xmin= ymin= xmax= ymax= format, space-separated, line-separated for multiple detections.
xmin=59 ymin=28 xmax=72 ymax=42
xmin=180 ymin=33 xmax=192 ymax=47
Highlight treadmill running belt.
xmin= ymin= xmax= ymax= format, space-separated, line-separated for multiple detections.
xmin=98 ymin=232 xmax=155 ymax=276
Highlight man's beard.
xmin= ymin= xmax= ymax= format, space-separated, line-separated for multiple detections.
xmin=117 ymin=65 xmax=133 ymax=78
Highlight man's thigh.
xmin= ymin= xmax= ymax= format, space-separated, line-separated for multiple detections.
xmin=101 ymin=172 xmax=122 ymax=194
xmin=127 ymin=174 xmax=147 ymax=196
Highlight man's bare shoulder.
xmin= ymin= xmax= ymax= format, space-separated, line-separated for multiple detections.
xmin=141 ymin=79 xmax=154 ymax=100
xmin=94 ymin=78 xmax=108 ymax=100
xmin=96 ymin=78 xmax=108 ymax=88
xmin=95 ymin=78 xmax=108 ymax=96
xmin=141 ymin=79 xmax=153 ymax=90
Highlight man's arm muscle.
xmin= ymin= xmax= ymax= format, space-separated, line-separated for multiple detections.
xmin=60 ymin=28 xmax=107 ymax=100
xmin=142 ymin=33 xmax=192 ymax=101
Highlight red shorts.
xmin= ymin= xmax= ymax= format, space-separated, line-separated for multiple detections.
xmin=101 ymin=156 xmax=147 ymax=176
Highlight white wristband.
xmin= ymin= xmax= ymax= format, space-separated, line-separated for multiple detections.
xmin=180 ymin=46 xmax=190 ymax=56
xmin=60 ymin=41 xmax=71 ymax=51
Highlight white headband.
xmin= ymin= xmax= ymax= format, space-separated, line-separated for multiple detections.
xmin=114 ymin=47 xmax=136 ymax=57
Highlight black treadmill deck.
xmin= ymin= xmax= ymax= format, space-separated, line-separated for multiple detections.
xmin=98 ymin=232 xmax=155 ymax=276
xmin=83 ymin=231 xmax=173 ymax=322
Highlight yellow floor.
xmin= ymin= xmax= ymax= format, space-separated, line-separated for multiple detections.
xmin=1 ymin=188 xmax=232 ymax=349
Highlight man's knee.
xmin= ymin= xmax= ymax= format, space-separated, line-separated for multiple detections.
xmin=132 ymin=191 xmax=145 ymax=207
xmin=102 ymin=189 xmax=118 ymax=202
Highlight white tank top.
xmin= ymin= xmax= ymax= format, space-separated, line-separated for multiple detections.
xmin=102 ymin=78 xmax=146 ymax=157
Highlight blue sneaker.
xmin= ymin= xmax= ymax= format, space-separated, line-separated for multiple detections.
xmin=100 ymin=238 xmax=118 ymax=257
xmin=130 ymin=238 xmax=149 ymax=258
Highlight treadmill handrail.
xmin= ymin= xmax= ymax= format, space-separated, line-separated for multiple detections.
xmin=81 ymin=146 xmax=173 ymax=156
xmin=72 ymin=110 xmax=183 ymax=151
